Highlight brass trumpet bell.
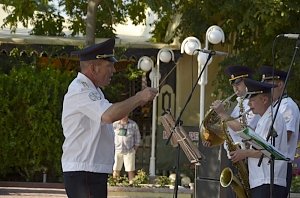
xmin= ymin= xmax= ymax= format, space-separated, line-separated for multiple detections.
xmin=200 ymin=93 xmax=236 ymax=147
xmin=200 ymin=114 xmax=226 ymax=146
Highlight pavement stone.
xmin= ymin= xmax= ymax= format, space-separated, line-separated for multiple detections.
xmin=0 ymin=187 xmax=67 ymax=197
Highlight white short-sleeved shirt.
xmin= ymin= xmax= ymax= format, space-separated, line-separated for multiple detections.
xmin=114 ymin=119 xmax=141 ymax=153
xmin=274 ymin=97 xmax=300 ymax=161
xmin=248 ymin=106 xmax=288 ymax=189
xmin=61 ymin=72 xmax=114 ymax=173
xmin=228 ymin=97 xmax=260 ymax=143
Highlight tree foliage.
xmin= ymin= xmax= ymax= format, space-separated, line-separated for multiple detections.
xmin=1 ymin=0 xmax=54 ymax=32
xmin=2 ymin=0 xmax=299 ymax=59
xmin=0 ymin=59 xmax=75 ymax=181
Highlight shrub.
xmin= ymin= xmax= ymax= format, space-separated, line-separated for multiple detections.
xmin=0 ymin=65 xmax=75 ymax=181
xmin=155 ymin=176 xmax=171 ymax=188
xmin=291 ymin=176 xmax=300 ymax=193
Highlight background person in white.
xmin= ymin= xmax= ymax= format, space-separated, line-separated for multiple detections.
xmin=61 ymin=38 xmax=158 ymax=198
xmin=230 ymin=78 xmax=288 ymax=198
xmin=260 ymin=65 xmax=300 ymax=197
xmin=113 ymin=115 xmax=141 ymax=182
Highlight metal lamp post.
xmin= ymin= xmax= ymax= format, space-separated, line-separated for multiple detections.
xmin=181 ymin=25 xmax=225 ymax=129
xmin=199 ymin=25 xmax=225 ymax=126
xmin=138 ymin=48 xmax=174 ymax=176
xmin=180 ymin=25 xmax=225 ymax=198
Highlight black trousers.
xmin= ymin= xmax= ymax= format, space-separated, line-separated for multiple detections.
xmin=284 ymin=162 xmax=293 ymax=197
xmin=250 ymin=184 xmax=286 ymax=198
xmin=63 ymin=171 xmax=108 ymax=198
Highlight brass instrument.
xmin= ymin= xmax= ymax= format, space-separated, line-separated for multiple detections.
xmin=200 ymin=93 xmax=236 ymax=146
xmin=220 ymin=96 xmax=250 ymax=198
xmin=219 ymin=121 xmax=250 ymax=198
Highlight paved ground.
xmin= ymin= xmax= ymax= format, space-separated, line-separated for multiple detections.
xmin=0 ymin=187 xmax=67 ymax=198
xmin=1 ymin=186 xmax=300 ymax=198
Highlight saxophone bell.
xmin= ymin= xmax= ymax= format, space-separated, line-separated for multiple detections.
xmin=220 ymin=167 xmax=248 ymax=198
xmin=219 ymin=96 xmax=250 ymax=198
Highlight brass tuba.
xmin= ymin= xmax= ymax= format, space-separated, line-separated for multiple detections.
xmin=200 ymin=93 xmax=236 ymax=146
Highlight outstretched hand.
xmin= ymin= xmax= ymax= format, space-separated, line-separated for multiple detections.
xmin=136 ymin=87 xmax=158 ymax=106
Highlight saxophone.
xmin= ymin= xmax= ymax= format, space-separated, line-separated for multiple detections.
xmin=219 ymin=96 xmax=250 ymax=198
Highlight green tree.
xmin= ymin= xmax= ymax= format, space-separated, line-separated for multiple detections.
xmin=0 ymin=0 xmax=146 ymax=46
xmin=1 ymin=0 xmax=300 ymax=95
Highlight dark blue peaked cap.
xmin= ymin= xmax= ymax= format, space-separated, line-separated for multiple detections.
xmin=71 ymin=38 xmax=117 ymax=62
xmin=244 ymin=78 xmax=277 ymax=97
xmin=225 ymin=65 xmax=254 ymax=84
xmin=259 ymin=65 xmax=287 ymax=81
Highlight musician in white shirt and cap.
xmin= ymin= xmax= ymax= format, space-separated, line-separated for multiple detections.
xmin=260 ymin=65 xmax=300 ymax=197
xmin=230 ymin=78 xmax=288 ymax=198
xmin=206 ymin=65 xmax=260 ymax=198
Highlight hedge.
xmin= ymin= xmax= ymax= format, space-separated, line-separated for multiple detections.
xmin=0 ymin=61 xmax=76 ymax=182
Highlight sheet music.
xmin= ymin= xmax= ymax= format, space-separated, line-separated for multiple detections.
xmin=160 ymin=111 xmax=204 ymax=164
xmin=237 ymin=128 xmax=289 ymax=161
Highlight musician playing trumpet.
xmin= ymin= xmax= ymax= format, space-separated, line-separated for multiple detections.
xmin=203 ymin=65 xmax=260 ymax=198
xmin=210 ymin=65 xmax=260 ymax=145
xmin=204 ymin=65 xmax=260 ymax=149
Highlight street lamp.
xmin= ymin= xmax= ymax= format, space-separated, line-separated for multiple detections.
xmin=137 ymin=56 xmax=154 ymax=73
xmin=138 ymin=48 xmax=174 ymax=176
xmin=181 ymin=25 xmax=225 ymax=130
xmin=180 ymin=36 xmax=201 ymax=55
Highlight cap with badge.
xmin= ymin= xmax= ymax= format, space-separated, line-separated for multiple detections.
xmin=71 ymin=38 xmax=118 ymax=62
xmin=244 ymin=78 xmax=277 ymax=97
xmin=259 ymin=65 xmax=287 ymax=82
xmin=225 ymin=65 xmax=254 ymax=85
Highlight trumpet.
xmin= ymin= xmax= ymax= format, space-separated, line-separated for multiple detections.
xmin=218 ymin=92 xmax=237 ymax=109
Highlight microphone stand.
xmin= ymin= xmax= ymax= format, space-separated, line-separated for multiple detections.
xmin=257 ymin=36 xmax=300 ymax=198
xmin=166 ymin=52 xmax=213 ymax=198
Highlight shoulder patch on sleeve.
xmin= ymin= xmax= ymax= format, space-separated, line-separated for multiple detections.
xmin=89 ymin=91 xmax=101 ymax=101
xmin=76 ymin=79 xmax=90 ymax=88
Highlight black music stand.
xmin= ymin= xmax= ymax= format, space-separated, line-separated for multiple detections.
xmin=159 ymin=51 xmax=213 ymax=198
xmin=160 ymin=111 xmax=204 ymax=198
xmin=237 ymin=128 xmax=289 ymax=161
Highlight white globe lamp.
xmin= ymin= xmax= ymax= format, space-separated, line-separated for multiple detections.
xmin=159 ymin=50 xmax=172 ymax=63
xmin=138 ymin=56 xmax=153 ymax=72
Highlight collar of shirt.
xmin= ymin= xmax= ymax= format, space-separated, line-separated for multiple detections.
xmin=273 ymin=94 xmax=289 ymax=108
